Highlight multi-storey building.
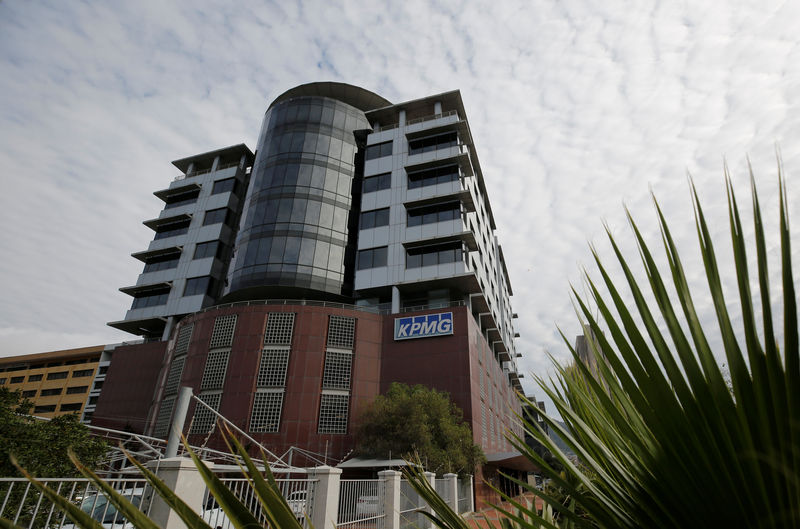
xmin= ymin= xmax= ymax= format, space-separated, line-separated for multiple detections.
xmin=0 ymin=345 xmax=107 ymax=419
xmin=97 ymin=82 xmax=526 ymax=506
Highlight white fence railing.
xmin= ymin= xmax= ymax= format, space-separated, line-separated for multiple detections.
xmin=338 ymin=479 xmax=384 ymax=529
xmin=0 ymin=476 xmax=153 ymax=529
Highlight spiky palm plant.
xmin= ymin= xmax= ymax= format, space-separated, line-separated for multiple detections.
xmin=405 ymin=169 xmax=798 ymax=529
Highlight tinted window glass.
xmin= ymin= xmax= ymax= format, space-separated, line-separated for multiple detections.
xmin=212 ymin=178 xmax=237 ymax=195
xmin=184 ymin=276 xmax=212 ymax=296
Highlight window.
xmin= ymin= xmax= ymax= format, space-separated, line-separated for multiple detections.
xmin=184 ymin=276 xmax=212 ymax=297
xmin=194 ymin=241 xmax=220 ymax=260
xmin=22 ymin=390 xmax=37 ymax=398
xmin=322 ymin=351 xmax=353 ymax=390
xmin=203 ymin=208 xmax=230 ymax=226
xmin=264 ymin=313 xmax=295 ymax=345
xmin=98 ymin=366 xmax=108 ymax=375
xmin=362 ymin=172 xmax=391 ymax=193
xmin=10 ymin=376 xmax=24 ymax=384
xmin=408 ymin=131 xmax=458 ymax=155
xmin=175 ymin=323 xmax=194 ymax=355
xmin=318 ymin=393 xmax=349 ymax=434
xmin=93 ymin=381 xmax=104 ymax=391
xmin=0 ymin=378 xmax=5 ymax=384
xmin=190 ymin=392 xmax=222 ymax=434
xmin=72 ymin=369 xmax=94 ymax=378
xmin=66 ymin=386 xmax=88 ymax=395
xmin=164 ymin=189 xmax=200 ymax=209
xmin=327 ymin=316 xmax=356 ymax=349
xmin=211 ymin=178 xmax=237 ymax=195
xmin=365 ymin=141 xmax=392 ymax=160
xmin=88 ymin=396 xmax=98 ymax=406
xmin=154 ymin=219 xmax=190 ymax=240
xmin=406 ymin=241 xmax=463 ymax=268
xmin=28 ymin=374 xmax=43 ymax=382
xmin=41 ymin=388 xmax=62 ymax=396
xmin=164 ymin=357 xmax=186 ymax=395
xmin=407 ymin=164 xmax=459 ymax=189
xmin=360 ymin=208 xmax=390 ymax=230
xmin=34 ymin=405 xmax=56 ymax=414
xmin=200 ymin=350 xmax=230 ymax=390
xmin=143 ymin=253 xmax=181 ymax=273
xmin=131 ymin=288 xmax=170 ymax=309
xmin=153 ymin=395 xmax=176 ymax=438
xmin=356 ymin=246 xmax=388 ymax=270
xmin=209 ymin=315 xmax=237 ymax=348
xmin=407 ymin=202 xmax=460 ymax=226
xmin=47 ymin=371 xmax=68 ymax=380
xmin=257 ymin=348 xmax=290 ymax=387
xmin=250 ymin=391 xmax=284 ymax=433
xmin=60 ymin=403 xmax=83 ymax=412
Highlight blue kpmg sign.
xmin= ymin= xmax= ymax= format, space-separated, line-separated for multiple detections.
xmin=394 ymin=312 xmax=454 ymax=340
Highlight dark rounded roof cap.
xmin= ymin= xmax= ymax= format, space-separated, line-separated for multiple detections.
xmin=269 ymin=82 xmax=391 ymax=112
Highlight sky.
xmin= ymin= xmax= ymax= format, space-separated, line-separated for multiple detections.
xmin=0 ymin=0 xmax=798 ymax=403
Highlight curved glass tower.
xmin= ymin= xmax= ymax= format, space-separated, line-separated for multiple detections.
xmin=225 ymin=84 xmax=389 ymax=300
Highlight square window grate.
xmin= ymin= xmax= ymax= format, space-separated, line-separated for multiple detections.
xmin=153 ymin=395 xmax=176 ymax=439
xmin=175 ymin=323 xmax=194 ymax=355
xmin=210 ymin=315 xmax=237 ymax=348
xmin=481 ymin=400 xmax=488 ymax=446
xmin=249 ymin=390 xmax=284 ymax=433
xmin=201 ymin=350 xmax=230 ymax=390
xmin=257 ymin=348 xmax=290 ymax=387
xmin=264 ymin=313 xmax=295 ymax=345
xmin=318 ymin=393 xmax=349 ymax=434
xmin=327 ymin=316 xmax=355 ymax=349
xmin=164 ymin=356 xmax=186 ymax=396
xmin=322 ymin=350 xmax=352 ymax=390
xmin=190 ymin=392 xmax=222 ymax=434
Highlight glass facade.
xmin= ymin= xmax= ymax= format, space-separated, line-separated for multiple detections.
xmin=227 ymin=96 xmax=370 ymax=297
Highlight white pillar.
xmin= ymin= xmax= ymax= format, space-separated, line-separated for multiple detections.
xmin=308 ymin=466 xmax=341 ymax=529
xmin=146 ymin=457 xmax=213 ymax=529
xmin=398 ymin=110 xmax=406 ymax=127
xmin=379 ymin=470 xmax=401 ymax=529
xmin=391 ymin=286 xmax=400 ymax=314
xmin=211 ymin=155 xmax=220 ymax=172
xmin=443 ymin=473 xmax=458 ymax=512
xmin=434 ymin=101 xmax=442 ymax=115
xmin=165 ymin=387 xmax=193 ymax=457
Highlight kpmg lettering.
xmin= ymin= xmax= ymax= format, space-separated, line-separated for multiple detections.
xmin=394 ymin=312 xmax=454 ymax=340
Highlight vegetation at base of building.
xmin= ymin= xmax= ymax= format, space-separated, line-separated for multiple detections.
xmin=0 ymin=388 xmax=107 ymax=478
xmin=405 ymin=170 xmax=800 ymax=528
xmin=355 ymin=382 xmax=485 ymax=477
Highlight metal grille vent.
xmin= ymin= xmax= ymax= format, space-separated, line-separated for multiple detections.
xmin=200 ymin=350 xmax=230 ymax=390
xmin=481 ymin=400 xmax=488 ymax=446
xmin=318 ymin=393 xmax=349 ymax=434
xmin=190 ymin=392 xmax=222 ymax=434
xmin=322 ymin=350 xmax=353 ymax=390
xmin=164 ymin=356 xmax=185 ymax=396
xmin=210 ymin=315 xmax=237 ymax=348
xmin=153 ymin=395 xmax=176 ymax=438
xmin=326 ymin=316 xmax=355 ymax=349
xmin=264 ymin=313 xmax=295 ymax=345
xmin=249 ymin=390 xmax=284 ymax=433
xmin=257 ymin=348 xmax=290 ymax=387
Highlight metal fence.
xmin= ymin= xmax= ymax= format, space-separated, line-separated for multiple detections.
xmin=201 ymin=477 xmax=316 ymax=529
xmin=338 ymin=479 xmax=384 ymax=529
xmin=0 ymin=476 xmax=152 ymax=529
xmin=457 ymin=478 xmax=471 ymax=514
xmin=399 ymin=479 xmax=426 ymax=529
xmin=434 ymin=478 xmax=451 ymax=506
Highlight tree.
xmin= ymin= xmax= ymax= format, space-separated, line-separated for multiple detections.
xmin=0 ymin=388 xmax=107 ymax=477
xmin=355 ymin=383 xmax=485 ymax=476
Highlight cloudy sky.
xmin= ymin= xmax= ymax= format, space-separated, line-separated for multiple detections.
xmin=1 ymin=0 xmax=798 ymax=400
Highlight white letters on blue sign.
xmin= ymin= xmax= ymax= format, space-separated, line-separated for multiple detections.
xmin=394 ymin=312 xmax=454 ymax=340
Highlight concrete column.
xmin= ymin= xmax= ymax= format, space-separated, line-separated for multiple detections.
xmin=443 ymin=473 xmax=458 ymax=513
xmin=391 ymin=286 xmax=400 ymax=314
xmin=186 ymin=162 xmax=195 ymax=175
xmin=211 ymin=155 xmax=220 ymax=172
xmin=146 ymin=457 xmax=213 ymax=529
xmin=422 ymin=471 xmax=436 ymax=529
xmin=161 ymin=316 xmax=175 ymax=342
xmin=165 ymin=386 xmax=193 ymax=457
xmin=239 ymin=154 xmax=247 ymax=170
xmin=308 ymin=466 xmax=341 ymax=529
xmin=434 ymin=101 xmax=442 ymax=115
xmin=398 ymin=110 xmax=406 ymax=127
xmin=379 ymin=470 xmax=401 ymax=529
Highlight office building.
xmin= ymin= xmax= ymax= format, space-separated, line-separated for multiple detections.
xmin=98 ymin=82 xmax=526 ymax=504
